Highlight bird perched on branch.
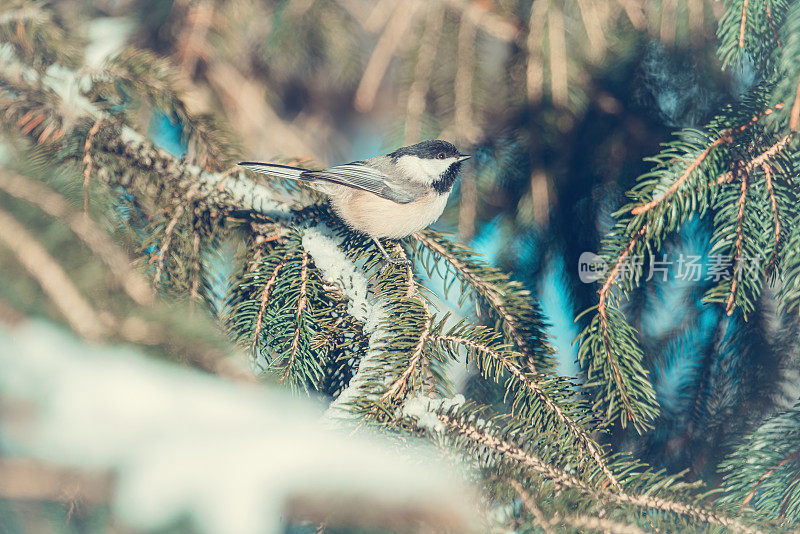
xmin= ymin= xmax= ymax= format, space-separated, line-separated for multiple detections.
xmin=240 ymin=140 xmax=470 ymax=267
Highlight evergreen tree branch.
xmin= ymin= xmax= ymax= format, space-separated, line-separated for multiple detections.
xmin=382 ymin=252 xmax=433 ymax=402
xmin=251 ymin=253 xmax=291 ymax=351
xmin=721 ymin=403 xmax=800 ymax=523
xmin=726 ymin=169 xmax=749 ymax=315
xmin=283 ymin=250 xmax=310 ymax=382
xmin=435 ymin=333 xmax=621 ymax=491
xmin=432 ymin=410 xmax=762 ymax=533
xmin=413 ymin=229 xmax=552 ymax=373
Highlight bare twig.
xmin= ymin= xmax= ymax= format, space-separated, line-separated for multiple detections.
xmin=354 ymin=0 xmax=418 ymax=112
xmin=660 ymin=0 xmax=677 ymax=45
xmin=0 ymin=206 xmax=108 ymax=340
xmin=547 ymin=4 xmax=568 ymax=107
xmin=577 ymin=0 xmax=607 ymax=61
xmin=439 ymin=0 xmax=518 ymax=42
xmin=0 ymin=169 xmax=154 ymax=307
xmin=526 ymin=0 xmax=548 ymax=103
xmin=404 ymin=4 xmax=443 ymax=144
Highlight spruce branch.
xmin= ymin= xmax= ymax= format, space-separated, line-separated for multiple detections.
xmin=726 ymin=167 xmax=749 ymax=315
xmin=413 ymin=229 xmax=553 ymax=373
xmin=283 ymin=250 xmax=310 ymax=382
xmin=511 ymin=479 xmax=648 ymax=534
xmin=251 ymin=253 xmax=290 ymax=351
xmin=721 ymin=403 xmax=800 ymax=524
xmin=429 ymin=409 xmax=764 ymax=533
xmin=382 ymin=252 xmax=434 ymax=402
xmin=435 ymin=333 xmax=620 ymax=491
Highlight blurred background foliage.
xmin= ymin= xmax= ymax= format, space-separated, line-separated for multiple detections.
xmin=3 ymin=0 xmax=800 ymax=532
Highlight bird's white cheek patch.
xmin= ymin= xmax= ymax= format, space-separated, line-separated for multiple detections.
xmin=395 ymin=155 xmax=456 ymax=184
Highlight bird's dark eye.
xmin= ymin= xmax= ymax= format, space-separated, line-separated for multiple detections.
xmin=436 ymin=152 xmax=446 ymax=159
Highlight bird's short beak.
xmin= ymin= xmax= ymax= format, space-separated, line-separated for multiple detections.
xmin=458 ymin=154 xmax=472 ymax=162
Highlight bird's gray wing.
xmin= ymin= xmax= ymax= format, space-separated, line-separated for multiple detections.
xmin=301 ymin=162 xmax=425 ymax=204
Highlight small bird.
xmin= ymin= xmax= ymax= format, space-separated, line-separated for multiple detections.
xmin=239 ymin=140 xmax=470 ymax=267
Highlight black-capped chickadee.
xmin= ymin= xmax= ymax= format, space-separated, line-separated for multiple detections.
xmin=239 ymin=140 xmax=471 ymax=266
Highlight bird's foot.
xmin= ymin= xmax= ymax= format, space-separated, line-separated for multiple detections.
xmin=379 ymin=256 xmax=412 ymax=273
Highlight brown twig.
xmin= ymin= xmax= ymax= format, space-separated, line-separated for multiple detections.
xmin=82 ymin=117 xmax=103 ymax=214
xmin=762 ymin=163 xmax=781 ymax=273
xmin=594 ymin=225 xmax=648 ymax=421
xmin=631 ymin=138 xmax=730 ymax=215
xmin=511 ymin=478 xmax=648 ymax=534
xmin=454 ymin=3 xmax=478 ymax=141
xmin=189 ymin=228 xmax=202 ymax=303
xmin=632 ymin=106 xmax=785 ymax=216
xmin=739 ymin=0 xmax=749 ymax=48
xmin=525 ymin=0 xmax=548 ymax=102
xmin=283 ymin=250 xmax=309 ymax=381
xmin=717 ymin=134 xmax=794 ymax=185
xmin=764 ymin=0 xmax=781 ymax=47
xmin=175 ymin=2 xmax=213 ymax=77
xmin=153 ymin=204 xmax=186 ymax=285
xmin=507 ymin=479 xmax=554 ymax=534
xmin=439 ymin=0 xmax=519 ymax=41
xmin=577 ymin=0 xmax=607 ymax=61
xmin=617 ymin=0 xmax=646 ymax=30
xmin=726 ymin=167 xmax=749 ymax=315
xmin=790 ymin=74 xmax=800 ymax=132
xmin=251 ymin=254 xmax=290 ymax=350
xmin=660 ymin=0 xmax=677 ymax=46
xmin=0 ymin=206 xmax=108 ymax=340
xmin=547 ymin=4 xmax=568 ymax=107
xmin=742 ymin=450 xmax=800 ymax=508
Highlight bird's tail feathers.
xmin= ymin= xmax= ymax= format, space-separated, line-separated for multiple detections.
xmin=238 ymin=162 xmax=309 ymax=181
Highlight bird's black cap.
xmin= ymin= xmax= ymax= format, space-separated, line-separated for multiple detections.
xmin=388 ymin=140 xmax=463 ymax=161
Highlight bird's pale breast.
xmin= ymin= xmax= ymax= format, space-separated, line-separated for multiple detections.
xmin=330 ymin=188 xmax=449 ymax=239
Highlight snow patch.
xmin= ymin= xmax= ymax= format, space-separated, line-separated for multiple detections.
xmin=0 ymin=322 xmax=476 ymax=534
xmin=402 ymin=394 xmax=466 ymax=433
xmin=301 ymin=226 xmax=390 ymax=419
